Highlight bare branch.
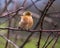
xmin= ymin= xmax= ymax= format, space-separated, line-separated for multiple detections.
xmin=31 ymin=0 xmax=42 ymax=12
xmin=0 ymin=0 xmax=12 ymax=15
xmin=22 ymin=0 xmax=27 ymax=7
xmin=36 ymin=0 xmax=56 ymax=48
xmin=42 ymin=32 xmax=52 ymax=48
xmin=5 ymin=11 xmax=11 ymax=48
xmin=44 ymin=33 xmax=58 ymax=48
xmin=52 ymin=35 xmax=60 ymax=48
xmin=24 ymin=0 xmax=40 ymax=10
xmin=0 ymin=27 xmax=60 ymax=32
xmin=0 ymin=7 xmax=23 ymax=18
xmin=0 ymin=34 xmax=19 ymax=48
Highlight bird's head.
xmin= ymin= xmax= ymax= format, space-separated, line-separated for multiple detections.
xmin=23 ymin=11 xmax=32 ymax=16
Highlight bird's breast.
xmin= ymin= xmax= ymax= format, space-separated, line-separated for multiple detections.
xmin=19 ymin=16 xmax=33 ymax=29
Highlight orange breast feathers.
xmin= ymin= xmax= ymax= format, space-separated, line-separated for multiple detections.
xmin=19 ymin=15 xmax=33 ymax=30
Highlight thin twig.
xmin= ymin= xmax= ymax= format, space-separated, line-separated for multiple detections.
xmin=42 ymin=32 xmax=52 ymax=48
xmin=44 ymin=33 xmax=58 ymax=48
xmin=0 ymin=34 xmax=19 ymax=48
xmin=24 ymin=0 xmax=40 ymax=10
xmin=52 ymin=34 xmax=60 ymax=48
xmin=22 ymin=0 xmax=27 ymax=7
xmin=0 ymin=0 xmax=12 ymax=15
xmin=31 ymin=0 xmax=42 ymax=12
xmin=44 ymin=36 xmax=56 ymax=48
xmin=0 ymin=7 xmax=23 ymax=18
xmin=5 ymin=10 xmax=11 ymax=48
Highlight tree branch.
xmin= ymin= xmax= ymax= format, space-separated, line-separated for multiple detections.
xmin=0 ymin=7 xmax=23 ymax=18
xmin=0 ymin=34 xmax=19 ymax=48
xmin=36 ymin=0 xmax=56 ymax=48
xmin=31 ymin=0 xmax=42 ymax=12
xmin=52 ymin=34 xmax=60 ymax=48
xmin=0 ymin=0 xmax=12 ymax=15
xmin=0 ymin=27 xmax=60 ymax=32
xmin=44 ymin=33 xmax=58 ymax=48
xmin=22 ymin=0 xmax=27 ymax=7
xmin=24 ymin=0 xmax=40 ymax=10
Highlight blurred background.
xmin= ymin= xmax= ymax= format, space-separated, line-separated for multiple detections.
xmin=0 ymin=0 xmax=60 ymax=48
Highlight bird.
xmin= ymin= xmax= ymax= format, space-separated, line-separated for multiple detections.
xmin=18 ymin=11 xmax=33 ymax=30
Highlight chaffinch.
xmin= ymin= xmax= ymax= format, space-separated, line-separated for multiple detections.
xmin=19 ymin=11 xmax=33 ymax=30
